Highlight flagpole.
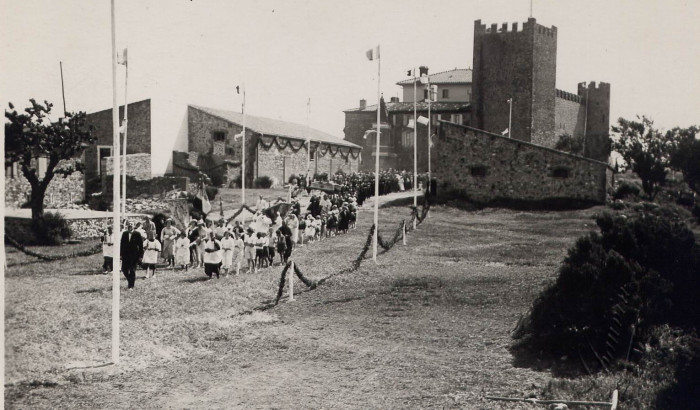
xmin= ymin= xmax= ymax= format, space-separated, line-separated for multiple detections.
xmin=413 ymin=68 xmax=417 ymax=230
xmin=372 ymin=46 xmax=380 ymax=262
xmin=241 ymin=87 xmax=246 ymax=206
xmin=427 ymin=77 xmax=432 ymax=201
xmin=110 ymin=0 xmax=121 ymax=366
xmin=306 ymin=97 xmax=311 ymax=183
xmin=60 ymin=62 xmax=67 ymax=115
xmin=121 ymin=49 xmax=128 ymax=218
xmin=508 ymin=98 xmax=513 ymax=138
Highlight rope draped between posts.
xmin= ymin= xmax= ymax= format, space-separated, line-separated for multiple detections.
xmin=273 ymin=198 xmax=432 ymax=303
xmin=4 ymin=233 xmax=102 ymax=261
xmin=274 ymin=261 xmax=318 ymax=304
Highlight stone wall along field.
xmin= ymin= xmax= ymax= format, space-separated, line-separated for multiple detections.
xmin=434 ymin=121 xmax=613 ymax=205
xmin=4 ymin=159 xmax=85 ymax=209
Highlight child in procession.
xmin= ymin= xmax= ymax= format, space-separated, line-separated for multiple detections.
xmin=143 ymin=230 xmax=162 ymax=279
xmin=220 ymin=230 xmax=236 ymax=276
xmin=174 ymin=231 xmax=191 ymax=271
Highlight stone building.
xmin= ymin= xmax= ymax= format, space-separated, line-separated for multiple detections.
xmin=344 ymin=68 xmax=471 ymax=171
xmin=434 ymin=120 xmax=614 ymax=205
xmin=344 ymin=17 xmax=611 ymax=171
xmin=183 ymin=105 xmax=361 ymax=187
xmin=472 ymin=18 xmax=611 ymax=162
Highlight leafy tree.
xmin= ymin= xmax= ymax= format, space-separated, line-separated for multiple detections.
xmin=5 ymin=99 xmax=95 ymax=220
xmin=668 ymin=125 xmax=700 ymax=194
xmin=612 ymin=116 xmax=673 ymax=199
xmin=554 ymin=133 xmax=584 ymax=155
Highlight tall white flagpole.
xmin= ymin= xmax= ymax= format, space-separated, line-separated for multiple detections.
xmin=427 ymin=78 xmax=432 ymax=200
xmin=413 ymin=68 xmax=417 ymax=230
xmin=110 ymin=0 xmax=121 ymax=365
xmin=372 ymin=46 xmax=381 ymax=262
xmin=241 ymin=86 xmax=246 ymax=206
xmin=306 ymin=97 xmax=311 ymax=182
xmin=121 ymin=48 xmax=128 ymax=217
xmin=508 ymin=98 xmax=513 ymax=138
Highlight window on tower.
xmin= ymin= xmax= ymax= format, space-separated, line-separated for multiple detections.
xmin=442 ymin=89 xmax=450 ymax=99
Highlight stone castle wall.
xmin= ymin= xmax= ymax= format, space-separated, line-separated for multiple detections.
xmin=434 ymin=121 xmax=613 ymax=205
xmin=4 ymin=159 xmax=84 ymax=209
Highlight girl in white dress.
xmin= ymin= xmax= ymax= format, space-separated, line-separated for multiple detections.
xmin=143 ymin=231 xmax=162 ymax=279
xmin=174 ymin=231 xmax=191 ymax=271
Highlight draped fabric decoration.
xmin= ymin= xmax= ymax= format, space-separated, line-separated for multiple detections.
xmin=257 ymin=134 xmax=307 ymax=153
xmin=257 ymin=134 xmax=361 ymax=160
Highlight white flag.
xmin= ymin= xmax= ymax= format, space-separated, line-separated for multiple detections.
xmin=502 ymin=128 xmax=509 ymax=136
xmin=366 ymin=45 xmax=380 ymax=61
xmin=407 ymin=119 xmax=415 ymax=129
xmin=429 ymin=133 xmax=435 ymax=148
xmin=417 ymin=116 xmax=429 ymax=126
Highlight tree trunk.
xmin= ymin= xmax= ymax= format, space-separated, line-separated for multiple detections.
xmin=30 ymin=183 xmax=47 ymax=221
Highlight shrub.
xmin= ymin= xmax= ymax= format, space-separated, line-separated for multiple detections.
xmin=32 ymin=211 xmax=72 ymax=245
xmin=515 ymin=211 xmax=700 ymax=373
xmin=613 ymin=181 xmax=642 ymax=200
xmin=254 ymin=176 xmax=273 ymax=189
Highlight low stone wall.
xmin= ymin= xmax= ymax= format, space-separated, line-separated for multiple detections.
xmin=4 ymin=160 xmax=84 ymax=209
xmin=434 ymin=121 xmax=614 ymax=205
xmin=102 ymin=175 xmax=189 ymax=198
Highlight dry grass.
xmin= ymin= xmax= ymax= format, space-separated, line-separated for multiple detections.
xmin=7 ymin=202 xmax=653 ymax=409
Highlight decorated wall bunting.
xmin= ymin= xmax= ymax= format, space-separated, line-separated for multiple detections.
xmin=257 ymin=135 xmax=307 ymax=153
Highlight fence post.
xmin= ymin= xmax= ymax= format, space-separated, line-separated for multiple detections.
xmin=402 ymin=220 xmax=406 ymax=245
xmin=289 ymin=261 xmax=294 ymax=301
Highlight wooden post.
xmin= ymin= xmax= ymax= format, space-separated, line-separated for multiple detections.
xmin=402 ymin=220 xmax=406 ymax=245
xmin=289 ymin=261 xmax=294 ymax=301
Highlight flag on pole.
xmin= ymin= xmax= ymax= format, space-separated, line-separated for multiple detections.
xmin=501 ymin=128 xmax=509 ymax=136
xmin=366 ymin=45 xmax=380 ymax=61
xmin=417 ymin=115 xmax=429 ymax=126
xmin=429 ymin=133 xmax=436 ymax=148
xmin=236 ymin=85 xmax=243 ymax=94
xmin=117 ymin=48 xmax=127 ymax=66
xmin=198 ymin=182 xmax=211 ymax=214
xmin=407 ymin=69 xmax=413 ymax=76
xmin=407 ymin=119 xmax=415 ymax=129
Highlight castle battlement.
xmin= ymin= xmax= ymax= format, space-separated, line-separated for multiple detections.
xmin=556 ymin=89 xmax=583 ymax=103
xmin=578 ymin=81 xmax=611 ymax=95
xmin=475 ymin=18 xmax=557 ymax=37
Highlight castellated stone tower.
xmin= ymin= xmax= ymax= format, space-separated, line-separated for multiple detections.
xmin=471 ymin=18 xmax=557 ymax=144
xmin=579 ymin=81 xmax=611 ymax=162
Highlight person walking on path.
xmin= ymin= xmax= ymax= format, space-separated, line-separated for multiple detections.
xmin=160 ymin=219 xmax=180 ymax=268
xmin=101 ymin=226 xmax=114 ymax=273
xmin=221 ymin=230 xmax=236 ymax=276
xmin=143 ymin=231 xmax=162 ymax=279
xmin=120 ymin=220 xmax=143 ymax=290
xmin=202 ymin=231 xmax=222 ymax=279
xmin=175 ymin=231 xmax=191 ymax=271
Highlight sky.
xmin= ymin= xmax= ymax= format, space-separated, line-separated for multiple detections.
xmin=2 ymin=0 xmax=699 ymax=139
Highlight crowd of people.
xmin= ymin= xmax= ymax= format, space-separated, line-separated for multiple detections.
xmin=100 ymin=191 xmax=361 ymax=289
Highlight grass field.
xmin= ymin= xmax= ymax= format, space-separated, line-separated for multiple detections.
xmin=5 ymin=203 xmax=632 ymax=408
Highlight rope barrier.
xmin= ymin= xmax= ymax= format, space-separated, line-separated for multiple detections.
xmin=5 ymin=234 xmax=102 ymax=262
xmin=273 ymin=198 xmax=432 ymax=303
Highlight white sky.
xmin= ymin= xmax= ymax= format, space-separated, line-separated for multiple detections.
xmin=2 ymin=0 xmax=699 ymax=139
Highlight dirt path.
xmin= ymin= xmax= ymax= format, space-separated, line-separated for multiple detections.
xmin=6 ymin=206 xmax=597 ymax=409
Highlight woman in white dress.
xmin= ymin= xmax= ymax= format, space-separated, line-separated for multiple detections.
xmin=287 ymin=213 xmax=299 ymax=245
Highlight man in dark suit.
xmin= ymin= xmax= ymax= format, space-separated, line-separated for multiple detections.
xmin=120 ymin=220 xmax=143 ymax=289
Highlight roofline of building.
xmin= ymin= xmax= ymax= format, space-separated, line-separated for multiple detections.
xmin=189 ymin=105 xmax=361 ymax=150
xmin=437 ymin=120 xmax=613 ymax=169
xmin=343 ymin=102 xmax=470 ymax=113
xmin=396 ymin=68 xmax=472 ymax=86
xmin=86 ymin=98 xmax=151 ymax=115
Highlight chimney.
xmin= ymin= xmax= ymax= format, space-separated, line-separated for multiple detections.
xmin=359 ymin=99 xmax=366 ymax=110
xmin=419 ymin=66 xmax=429 ymax=77
xmin=390 ymin=96 xmax=399 ymax=103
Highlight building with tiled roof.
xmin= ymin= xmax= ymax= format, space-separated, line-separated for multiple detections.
xmin=185 ymin=106 xmax=361 ymax=187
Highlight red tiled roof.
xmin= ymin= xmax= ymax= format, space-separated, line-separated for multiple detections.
xmin=190 ymin=105 xmax=361 ymax=149
xmin=396 ymin=68 xmax=472 ymax=86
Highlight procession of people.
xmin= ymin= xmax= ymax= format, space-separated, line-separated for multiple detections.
xmin=100 ymin=187 xmax=361 ymax=288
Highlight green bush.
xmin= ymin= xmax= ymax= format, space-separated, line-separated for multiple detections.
xmin=613 ymin=181 xmax=642 ymax=200
xmin=254 ymin=176 xmax=273 ymax=189
xmin=515 ymin=211 xmax=700 ymax=372
xmin=32 ymin=211 xmax=72 ymax=245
